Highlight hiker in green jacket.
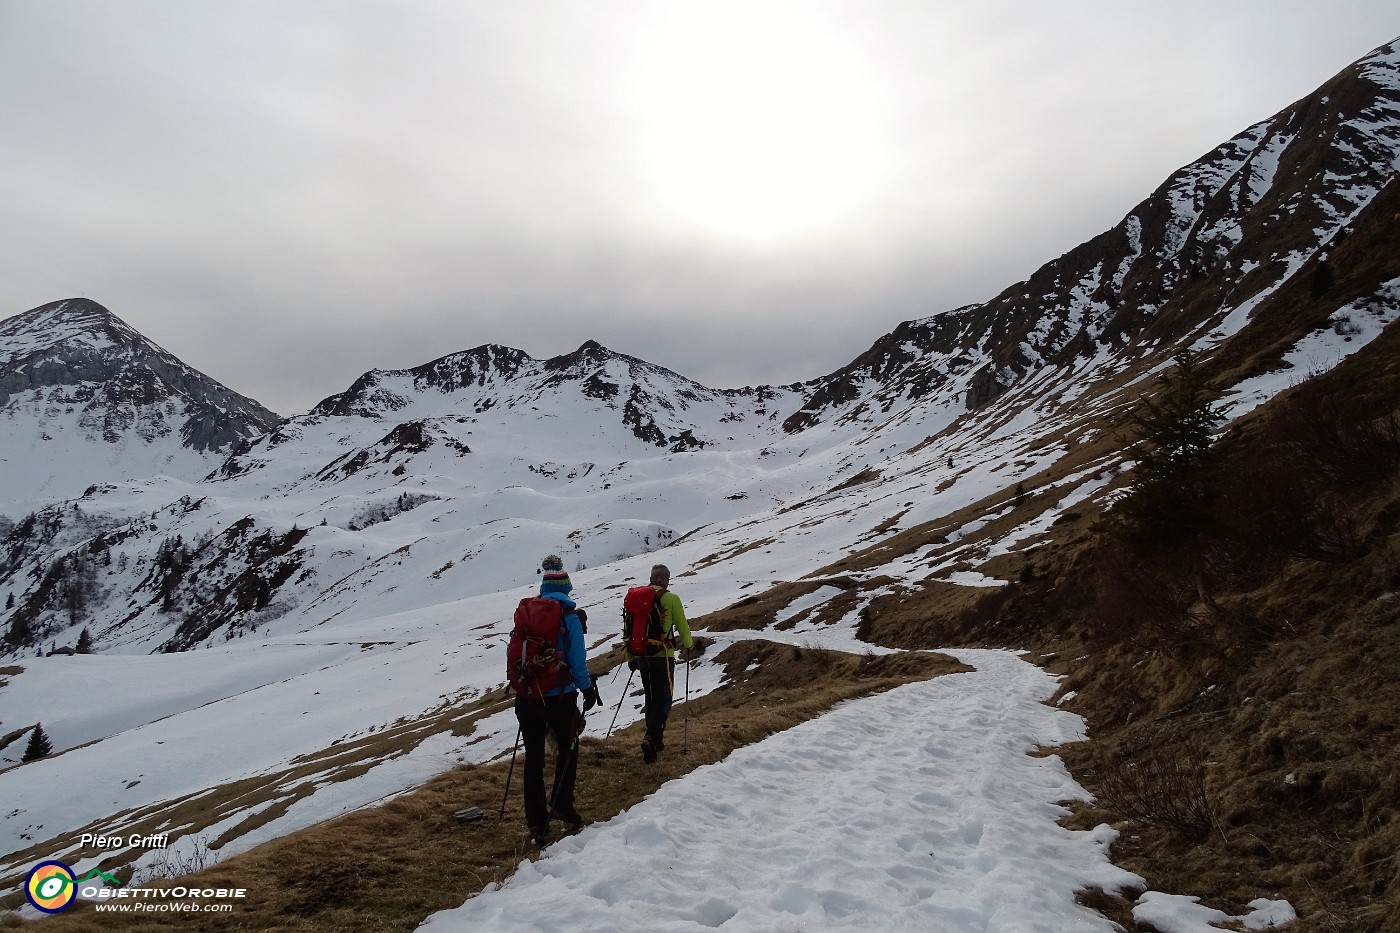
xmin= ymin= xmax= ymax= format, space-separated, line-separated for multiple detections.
xmin=633 ymin=564 xmax=692 ymax=763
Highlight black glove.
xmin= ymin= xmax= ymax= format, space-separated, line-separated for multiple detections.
xmin=582 ymin=683 xmax=601 ymax=711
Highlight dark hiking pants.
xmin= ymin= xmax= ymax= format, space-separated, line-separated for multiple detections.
xmin=638 ymin=656 xmax=676 ymax=744
xmin=515 ymin=693 xmax=582 ymax=828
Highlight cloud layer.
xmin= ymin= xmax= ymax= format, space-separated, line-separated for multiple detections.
xmin=2 ymin=1 xmax=1397 ymax=415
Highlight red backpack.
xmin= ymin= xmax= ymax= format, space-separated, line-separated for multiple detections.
xmin=508 ymin=597 xmax=569 ymax=700
xmin=622 ymin=586 xmax=669 ymax=657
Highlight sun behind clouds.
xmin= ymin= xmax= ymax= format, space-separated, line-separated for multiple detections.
xmin=628 ymin=3 xmax=892 ymax=243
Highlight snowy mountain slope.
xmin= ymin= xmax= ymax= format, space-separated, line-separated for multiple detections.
xmin=3 ymin=41 xmax=1398 ymax=661
xmin=0 ymin=299 xmax=280 ymax=518
xmin=0 ymin=36 xmax=1398 ymax=919
xmin=1 ymin=38 xmax=1396 ymax=660
xmin=0 ymin=335 xmax=1087 ymax=657
xmin=779 ymin=39 xmax=1400 ymax=435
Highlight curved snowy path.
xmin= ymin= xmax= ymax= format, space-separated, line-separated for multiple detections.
xmin=420 ymin=649 xmax=1141 ymax=932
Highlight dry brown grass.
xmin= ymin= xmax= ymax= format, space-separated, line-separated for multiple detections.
xmin=0 ymin=678 xmax=520 ymax=900
xmin=688 ymin=537 xmax=776 ymax=573
xmin=856 ymin=580 xmax=1006 ymax=649
xmin=15 ymin=641 xmax=966 ymax=932
xmin=807 ymin=427 xmax=1131 ymax=587
xmin=698 ymin=575 xmax=878 ymax=633
xmin=914 ymin=339 xmax=1400 ymax=931
xmin=1029 ymin=496 xmax=1400 ymax=931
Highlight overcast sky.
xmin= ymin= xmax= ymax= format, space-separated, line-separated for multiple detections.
xmin=3 ymin=2 xmax=1398 ymax=416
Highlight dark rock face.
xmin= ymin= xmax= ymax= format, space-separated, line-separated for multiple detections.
xmin=0 ymin=298 xmax=281 ymax=452
xmin=309 ymin=344 xmax=533 ymax=418
xmin=622 ymin=392 xmax=668 ymax=446
xmin=582 ymin=373 xmax=621 ymax=401
xmin=314 ymin=419 xmax=471 ymax=482
xmin=964 ymin=366 xmax=1007 ymax=410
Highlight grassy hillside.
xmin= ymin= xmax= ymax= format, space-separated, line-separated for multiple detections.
xmin=863 ymin=315 xmax=1400 ymax=931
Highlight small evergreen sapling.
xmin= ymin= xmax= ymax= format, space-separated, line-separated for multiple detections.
xmin=23 ymin=723 xmax=53 ymax=762
xmin=1109 ymin=350 xmax=1225 ymax=552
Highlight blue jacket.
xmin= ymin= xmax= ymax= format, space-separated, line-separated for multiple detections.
xmin=539 ymin=590 xmax=592 ymax=697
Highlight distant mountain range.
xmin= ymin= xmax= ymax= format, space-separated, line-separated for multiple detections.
xmin=1 ymin=37 xmax=1398 ymax=657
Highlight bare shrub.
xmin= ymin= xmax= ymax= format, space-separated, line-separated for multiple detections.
xmin=1216 ymin=445 xmax=1366 ymax=565
xmin=1094 ymin=737 xmax=1218 ymax=839
xmin=953 ymin=584 xmax=1017 ymax=640
xmin=131 ymin=836 xmax=220 ymax=885
xmin=1267 ymin=382 xmax=1400 ymax=489
xmin=798 ymin=642 xmax=836 ymax=669
xmin=1092 ymin=543 xmax=1205 ymax=649
xmin=1308 ymin=500 xmax=1369 ymax=561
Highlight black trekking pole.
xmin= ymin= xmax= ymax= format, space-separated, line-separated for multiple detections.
xmin=499 ymin=725 xmax=522 ymax=820
xmin=683 ymin=654 xmax=690 ymax=755
xmin=605 ymin=667 xmax=635 ymax=740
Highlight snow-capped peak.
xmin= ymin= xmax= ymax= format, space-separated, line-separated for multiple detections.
xmin=0 ymin=299 xmax=281 ymax=516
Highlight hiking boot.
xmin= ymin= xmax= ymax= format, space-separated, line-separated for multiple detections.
xmin=529 ymin=823 xmax=550 ymax=846
xmin=641 ymin=735 xmax=658 ymax=764
xmin=550 ymin=805 xmax=584 ymax=825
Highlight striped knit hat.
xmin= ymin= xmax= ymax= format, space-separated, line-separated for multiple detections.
xmin=540 ymin=555 xmax=572 ymax=595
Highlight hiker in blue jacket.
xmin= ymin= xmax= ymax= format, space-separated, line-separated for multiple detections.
xmin=515 ymin=555 xmax=601 ymax=845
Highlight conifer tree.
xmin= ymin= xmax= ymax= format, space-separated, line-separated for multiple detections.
xmin=1310 ymin=257 xmax=1334 ymax=298
xmin=4 ymin=614 xmax=31 ymax=649
xmin=23 ymin=723 xmax=52 ymax=762
xmin=76 ymin=628 xmax=93 ymax=654
xmin=1109 ymin=350 xmax=1225 ymax=552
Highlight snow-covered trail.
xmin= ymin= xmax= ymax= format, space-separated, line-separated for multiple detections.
xmin=420 ymin=649 xmax=1142 ymax=932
